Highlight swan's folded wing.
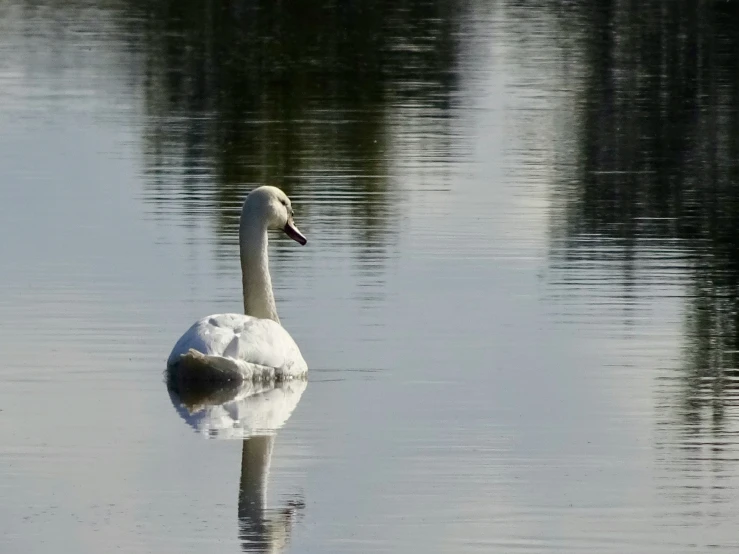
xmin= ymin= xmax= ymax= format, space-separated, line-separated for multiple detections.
xmin=168 ymin=314 xmax=240 ymax=365
xmin=168 ymin=314 xmax=306 ymax=372
xmin=227 ymin=317 xmax=305 ymax=371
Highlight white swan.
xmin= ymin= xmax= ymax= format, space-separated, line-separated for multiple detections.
xmin=167 ymin=186 xmax=308 ymax=381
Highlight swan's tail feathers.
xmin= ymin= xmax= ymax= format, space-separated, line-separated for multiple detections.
xmin=169 ymin=348 xmax=245 ymax=384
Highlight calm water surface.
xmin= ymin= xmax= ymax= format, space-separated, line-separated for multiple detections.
xmin=2 ymin=0 xmax=739 ymax=552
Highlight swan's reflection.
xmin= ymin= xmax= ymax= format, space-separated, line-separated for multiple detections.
xmin=238 ymin=435 xmax=305 ymax=553
xmin=167 ymin=374 xmax=307 ymax=552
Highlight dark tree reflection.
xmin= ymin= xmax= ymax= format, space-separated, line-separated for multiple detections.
xmin=128 ymin=0 xmax=463 ymax=259
xmin=551 ymin=1 xmax=739 ymax=433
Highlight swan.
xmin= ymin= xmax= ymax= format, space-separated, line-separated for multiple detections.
xmin=167 ymin=186 xmax=308 ymax=381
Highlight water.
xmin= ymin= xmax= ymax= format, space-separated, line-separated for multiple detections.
xmin=1 ymin=0 xmax=738 ymax=552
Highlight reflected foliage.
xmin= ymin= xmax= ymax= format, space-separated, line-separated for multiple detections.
xmin=130 ymin=0 xmax=462 ymax=257
xmin=552 ymin=1 xmax=739 ymax=432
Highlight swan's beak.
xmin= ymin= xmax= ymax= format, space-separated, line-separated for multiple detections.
xmin=284 ymin=218 xmax=307 ymax=245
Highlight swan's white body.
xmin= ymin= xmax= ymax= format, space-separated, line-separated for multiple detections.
xmin=167 ymin=186 xmax=308 ymax=381
xmin=167 ymin=314 xmax=307 ymax=380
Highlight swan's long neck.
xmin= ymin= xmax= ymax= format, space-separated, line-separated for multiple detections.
xmin=240 ymin=215 xmax=280 ymax=323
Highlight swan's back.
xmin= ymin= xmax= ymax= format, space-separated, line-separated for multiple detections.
xmin=167 ymin=314 xmax=307 ymax=381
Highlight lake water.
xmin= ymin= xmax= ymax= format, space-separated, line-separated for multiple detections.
xmin=2 ymin=0 xmax=739 ymax=552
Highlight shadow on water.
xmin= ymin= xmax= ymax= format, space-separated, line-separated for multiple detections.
xmin=167 ymin=374 xmax=307 ymax=552
xmin=546 ymin=0 xmax=739 ymax=479
xmin=128 ymin=0 xmax=464 ymax=263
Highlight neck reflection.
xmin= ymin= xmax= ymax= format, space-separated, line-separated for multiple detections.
xmin=239 ymin=435 xmax=304 ymax=553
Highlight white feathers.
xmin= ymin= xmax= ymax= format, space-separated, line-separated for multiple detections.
xmin=167 ymin=314 xmax=307 ymax=380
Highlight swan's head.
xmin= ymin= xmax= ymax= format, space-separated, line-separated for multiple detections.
xmin=244 ymin=186 xmax=307 ymax=245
